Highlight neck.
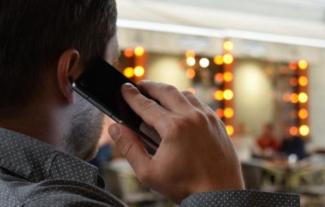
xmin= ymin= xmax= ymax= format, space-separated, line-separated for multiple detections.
xmin=0 ymin=105 xmax=70 ymax=152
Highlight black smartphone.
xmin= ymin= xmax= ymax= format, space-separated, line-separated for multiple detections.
xmin=72 ymin=58 xmax=161 ymax=154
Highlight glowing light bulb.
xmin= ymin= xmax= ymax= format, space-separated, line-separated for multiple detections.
xmin=214 ymin=55 xmax=224 ymax=65
xmin=186 ymin=68 xmax=196 ymax=79
xmin=186 ymin=57 xmax=196 ymax=66
xmin=298 ymin=76 xmax=308 ymax=87
xmin=299 ymin=125 xmax=310 ymax=137
xmin=199 ymin=58 xmax=210 ymax=68
xmin=289 ymin=127 xmax=298 ymax=136
xmin=298 ymin=109 xmax=309 ymax=120
xmin=224 ymin=72 xmax=233 ymax=82
xmin=224 ymin=108 xmax=234 ymax=118
xmin=289 ymin=62 xmax=298 ymax=71
xmin=298 ymin=59 xmax=308 ymax=70
xmin=223 ymin=54 xmax=234 ymax=65
xmin=298 ymin=92 xmax=308 ymax=103
xmin=124 ymin=48 xmax=134 ymax=58
xmin=214 ymin=73 xmax=224 ymax=83
xmin=123 ymin=67 xmax=134 ymax=78
xmin=214 ymin=90 xmax=224 ymax=101
xmin=224 ymin=89 xmax=234 ymax=101
xmin=223 ymin=41 xmax=234 ymax=51
xmin=290 ymin=93 xmax=298 ymax=104
xmin=134 ymin=66 xmax=145 ymax=77
xmin=134 ymin=46 xmax=145 ymax=56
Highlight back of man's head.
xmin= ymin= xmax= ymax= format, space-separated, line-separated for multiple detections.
xmin=0 ymin=0 xmax=117 ymax=112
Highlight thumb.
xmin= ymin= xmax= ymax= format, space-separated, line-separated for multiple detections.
xmin=109 ymin=124 xmax=151 ymax=173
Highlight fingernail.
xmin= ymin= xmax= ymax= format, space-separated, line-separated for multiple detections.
xmin=109 ymin=125 xmax=120 ymax=141
xmin=123 ymin=83 xmax=136 ymax=90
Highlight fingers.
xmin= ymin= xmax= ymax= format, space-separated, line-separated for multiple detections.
xmin=182 ymin=91 xmax=205 ymax=109
xmin=122 ymin=83 xmax=170 ymax=132
xmin=109 ymin=124 xmax=151 ymax=176
xmin=182 ymin=91 xmax=215 ymax=115
xmin=138 ymin=81 xmax=192 ymax=113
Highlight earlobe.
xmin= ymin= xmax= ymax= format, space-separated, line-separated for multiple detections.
xmin=56 ymin=49 xmax=81 ymax=104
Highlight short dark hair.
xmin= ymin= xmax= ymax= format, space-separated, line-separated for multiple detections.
xmin=0 ymin=0 xmax=117 ymax=110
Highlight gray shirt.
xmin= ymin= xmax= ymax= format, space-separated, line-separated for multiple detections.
xmin=0 ymin=128 xmax=299 ymax=206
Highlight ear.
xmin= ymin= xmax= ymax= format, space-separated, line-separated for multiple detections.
xmin=56 ymin=49 xmax=80 ymax=104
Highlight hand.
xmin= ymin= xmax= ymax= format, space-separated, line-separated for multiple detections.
xmin=108 ymin=81 xmax=244 ymax=203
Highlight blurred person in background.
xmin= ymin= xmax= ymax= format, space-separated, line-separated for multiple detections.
xmin=0 ymin=0 xmax=298 ymax=206
xmin=256 ymin=123 xmax=280 ymax=156
xmin=280 ymin=126 xmax=306 ymax=160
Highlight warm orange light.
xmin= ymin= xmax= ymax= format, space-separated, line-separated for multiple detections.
xmin=223 ymin=40 xmax=234 ymax=51
xmin=289 ymin=127 xmax=298 ymax=136
xmin=298 ymin=92 xmax=308 ymax=103
xmin=224 ymin=108 xmax=234 ymax=118
xmin=299 ymin=125 xmax=310 ymax=137
xmin=216 ymin=109 xmax=224 ymax=118
xmin=226 ymin=125 xmax=235 ymax=136
xmin=187 ymin=87 xmax=196 ymax=94
xmin=134 ymin=66 xmax=145 ymax=77
xmin=223 ymin=54 xmax=234 ymax=65
xmin=290 ymin=78 xmax=298 ymax=87
xmin=186 ymin=57 xmax=196 ymax=66
xmin=290 ymin=93 xmax=298 ymax=104
xmin=299 ymin=76 xmax=308 ymax=87
xmin=289 ymin=62 xmax=298 ymax=71
xmin=135 ymin=46 xmax=145 ymax=56
xmin=214 ymin=90 xmax=224 ymax=101
xmin=186 ymin=50 xmax=196 ymax=57
xmin=214 ymin=55 xmax=224 ymax=65
xmin=186 ymin=68 xmax=196 ymax=79
xmin=298 ymin=109 xmax=309 ymax=120
xmin=224 ymin=89 xmax=234 ymax=101
xmin=124 ymin=48 xmax=134 ymax=58
xmin=283 ymin=93 xmax=291 ymax=102
xmin=224 ymin=72 xmax=233 ymax=82
xmin=298 ymin=59 xmax=308 ymax=70
xmin=123 ymin=67 xmax=134 ymax=78
xmin=214 ymin=73 xmax=224 ymax=83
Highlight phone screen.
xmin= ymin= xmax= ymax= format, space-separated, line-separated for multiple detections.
xmin=72 ymin=58 xmax=159 ymax=153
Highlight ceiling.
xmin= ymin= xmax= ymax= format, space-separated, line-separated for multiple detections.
xmin=150 ymin=0 xmax=325 ymax=23
xmin=117 ymin=0 xmax=325 ymax=42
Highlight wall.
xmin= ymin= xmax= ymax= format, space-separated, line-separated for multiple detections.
xmin=234 ymin=60 xmax=274 ymax=136
xmin=147 ymin=54 xmax=191 ymax=90
xmin=309 ymin=50 xmax=325 ymax=150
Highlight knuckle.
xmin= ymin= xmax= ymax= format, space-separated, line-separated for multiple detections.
xmin=206 ymin=109 xmax=218 ymax=124
xmin=188 ymin=110 xmax=208 ymax=124
xmin=182 ymin=91 xmax=193 ymax=97
xmin=163 ymin=85 xmax=178 ymax=93
xmin=168 ymin=116 xmax=186 ymax=134
xmin=140 ymin=98 xmax=157 ymax=110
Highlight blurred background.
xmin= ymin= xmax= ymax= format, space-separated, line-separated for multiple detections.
xmin=92 ymin=0 xmax=325 ymax=206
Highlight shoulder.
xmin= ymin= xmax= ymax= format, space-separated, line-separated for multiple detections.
xmin=22 ymin=180 xmax=126 ymax=207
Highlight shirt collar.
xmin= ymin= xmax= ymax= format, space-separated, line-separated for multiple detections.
xmin=0 ymin=128 xmax=104 ymax=188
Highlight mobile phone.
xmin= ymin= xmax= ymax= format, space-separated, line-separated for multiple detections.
xmin=72 ymin=58 xmax=161 ymax=154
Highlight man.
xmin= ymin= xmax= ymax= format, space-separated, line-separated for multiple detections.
xmin=0 ymin=0 xmax=299 ymax=206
